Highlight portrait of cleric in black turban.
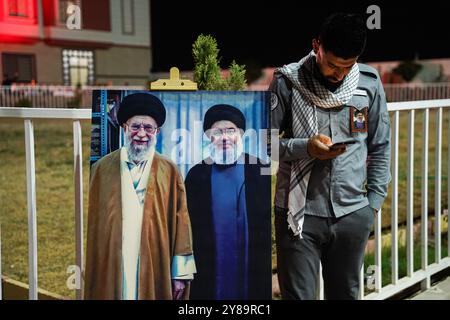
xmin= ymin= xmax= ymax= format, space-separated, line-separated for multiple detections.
xmin=87 ymin=90 xmax=271 ymax=301
xmin=86 ymin=92 xmax=195 ymax=300
xmin=351 ymin=107 xmax=368 ymax=132
xmin=185 ymin=103 xmax=272 ymax=300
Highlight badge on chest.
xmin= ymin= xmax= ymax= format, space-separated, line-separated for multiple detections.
xmin=348 ymin=91 xmax=369 ymax=133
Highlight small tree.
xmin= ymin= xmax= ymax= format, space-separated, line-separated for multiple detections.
xmin=192 ymin=34 xmax=246 ymax=90
xmin=225 ymin=60 xmax=246 ymax=90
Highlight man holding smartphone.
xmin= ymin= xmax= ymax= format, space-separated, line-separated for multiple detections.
xmin=270 ymin=13 xmax=391 ymax=299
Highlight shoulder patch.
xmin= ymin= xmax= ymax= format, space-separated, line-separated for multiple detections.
xmin=270 ymin=92 xmax=279 ymax=111
xmin=354 ymin=89 xmax=367 ymax=96
xmin=358 ymin=63 xmax=379 ymax=80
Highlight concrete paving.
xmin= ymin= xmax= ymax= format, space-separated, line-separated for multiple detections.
xmin=409 ymin=276 xmax=450 ymax=300
xmin=272 ymin=273 xmax=450 ymax=300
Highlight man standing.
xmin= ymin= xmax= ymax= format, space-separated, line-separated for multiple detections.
xmin=185 ymin=104 xmax=271 ymax=300
xmin=271 ymin=13 xmax=391 ymax=299
xmin=85 ymin=92 xmax=196 ymax=300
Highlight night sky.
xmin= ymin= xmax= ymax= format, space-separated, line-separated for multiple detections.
xmin=150 ymin=0 xmax=450 ymax=72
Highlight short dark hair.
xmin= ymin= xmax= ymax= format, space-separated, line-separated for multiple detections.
xmin=318 ymin=13 xmax=367 ymax=59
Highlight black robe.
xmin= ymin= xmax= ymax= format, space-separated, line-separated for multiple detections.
xmin=185 ymin=153 xmax=272 ymax=300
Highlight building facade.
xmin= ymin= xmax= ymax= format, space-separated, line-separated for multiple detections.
xmin=0 ymin=0 xmax=151 ymax=86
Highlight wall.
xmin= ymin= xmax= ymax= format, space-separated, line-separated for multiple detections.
xmin=0 ymin=42 xmax=63 ymax=84
xmin=95 ymin=45 xmax=150 ymax=85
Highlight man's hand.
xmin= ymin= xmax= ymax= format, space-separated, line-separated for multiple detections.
xmin=172 ymin=279 xmax=186 ymax=300
xmin=307 ymin=134 xmax=347 ymax=160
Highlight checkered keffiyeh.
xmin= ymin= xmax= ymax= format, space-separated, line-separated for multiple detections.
xmin=277 ymin=51 xmax=359 ymax=238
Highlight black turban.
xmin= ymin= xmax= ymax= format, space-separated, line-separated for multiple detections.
xmin=203 ymin=104 xmax=246 ymax=132
xmin=117 ymin=92 xmax=166 ymax=127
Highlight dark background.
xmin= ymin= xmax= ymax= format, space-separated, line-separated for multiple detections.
xmin=150 ymin=0 xmax=450 ymax=72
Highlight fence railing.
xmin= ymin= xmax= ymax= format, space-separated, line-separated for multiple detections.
xmin=359 ymin=99 xmax=450 ymax=300
xmin=2 ymin=83 xmax=450 ymax=108
xmin=384 ymin=82 xmax=450 ymax=102
xmin=0 ymin=107 xmax=90 ymax=300
xmin=0 ymin=99 xmax=450 ymax=300
xmin=0 ymin=85 xmax=145 ymax=109
xmin=248 ymin=82 xmax=450 ymax=102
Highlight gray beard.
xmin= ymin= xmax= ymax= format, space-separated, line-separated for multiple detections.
xmin=209 ymin=139 xmax=244 ymax=165
xmin=124 ymin=134 xmax=156 ymax=163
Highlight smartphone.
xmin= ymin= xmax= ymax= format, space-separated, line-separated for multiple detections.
xmin=329 ymin=141 xmax=356 ymax=151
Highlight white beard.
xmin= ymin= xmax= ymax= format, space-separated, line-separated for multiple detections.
xmin=209 ymin=138 xmax=244 ymax=165
xmin=124 ymin=133 xmax=156 ymax=163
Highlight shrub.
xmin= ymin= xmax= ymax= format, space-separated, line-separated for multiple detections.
xmin=192 ymin=34 xmax=247 ymax=90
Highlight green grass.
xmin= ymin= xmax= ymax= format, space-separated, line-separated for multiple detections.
xmin=0 ymin=118 xmax=91 ymax=299
xmin=386 ymin=110 xmax=449 ymax=228
xmin=364 ymin=239 xmax=449 ymax=291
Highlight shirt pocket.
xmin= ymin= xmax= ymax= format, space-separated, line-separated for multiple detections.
xmin=346 ymin=95 xmax=369 ymax=139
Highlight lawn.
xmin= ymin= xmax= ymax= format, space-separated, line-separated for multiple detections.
xmin=0 ymin=118 xmax=91 ymax=299
xmin=364 ymin=238 xmax=449 ymax=291
xmin=0 ymin=107 xmax=449 ymax=299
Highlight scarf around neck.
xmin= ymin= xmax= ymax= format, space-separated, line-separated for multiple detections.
xmin=277 ymin=51 xmax=359 ymax=238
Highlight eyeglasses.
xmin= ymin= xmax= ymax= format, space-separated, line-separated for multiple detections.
xmin=210 ymin=128 xmax=237 ymax=138
xmin=127 ymin=122 xmax=159 ymax=134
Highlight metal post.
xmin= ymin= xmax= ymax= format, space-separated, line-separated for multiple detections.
xmin=358 ymin=263 xmax=365 ymax=300
xmin=406 ymin=110 xmax=415 ymax=277
xmin=421 ymin=109 xmax=430 ymax=290
xmin=375 ymin=209 xmax=382 ymax=292
xmin=435 ymin=108 xmax=442 ymax=263
xmin=73 ymin=120 xmax=84 ymax=300
xmin=24 ymin=119 xmax=38 ymax=300
xmin=391 ymin=111 xmax=399 ymax=284
xmin=316 ymin=263 xmax=324 ymax=300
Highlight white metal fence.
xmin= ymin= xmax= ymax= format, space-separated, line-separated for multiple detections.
xmin=0 ymin=100 xmax=449 ymax=300
xmin=0 ymin=85 xmax=145 ymax=109
xmin=0 ymin=107 xmax=90 ymax=300
xmin=384 ymin=83 xmax=450 ymax=102
xmin=360 ymin=99 xmax=450 ymax=300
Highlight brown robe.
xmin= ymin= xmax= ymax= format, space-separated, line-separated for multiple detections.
xmin=84 ymin=149 xmax=193 ymax=300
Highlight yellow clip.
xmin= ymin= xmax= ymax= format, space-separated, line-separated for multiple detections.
xmin=150 ymin=67 xmax=198 ymax=91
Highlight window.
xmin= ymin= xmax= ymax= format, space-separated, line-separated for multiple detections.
xmin=2 ymin=53 xmax=36 ymax=83
xmin=57 ymin=0 xmax=81 ymax=25
xmin=62 ymin=49 xmax=94 ymax=86
xmin=9 ymin=0 xmax=28 ymax=17
xmin=3 ymin=0 xmax=35 ymax=22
